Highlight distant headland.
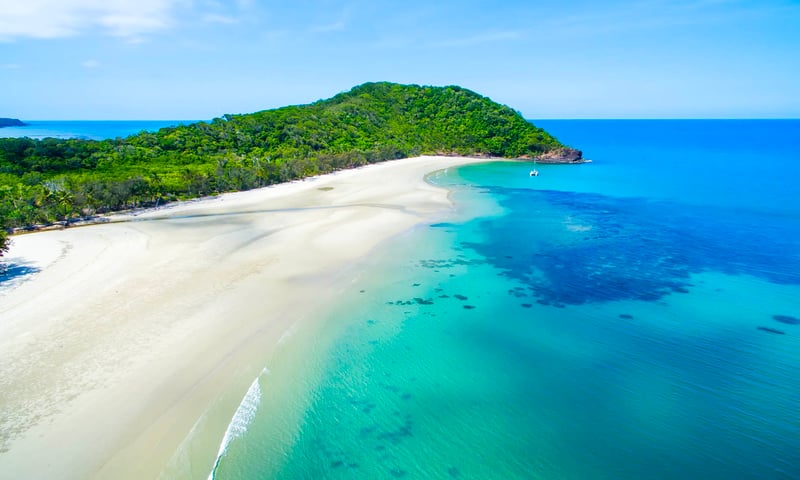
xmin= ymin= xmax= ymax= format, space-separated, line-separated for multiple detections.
xmin=0 ymin=118 xmax=26 ymax=128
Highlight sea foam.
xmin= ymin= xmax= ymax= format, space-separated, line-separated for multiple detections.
xmin=208 ymin=368 xmax=268 ymax=479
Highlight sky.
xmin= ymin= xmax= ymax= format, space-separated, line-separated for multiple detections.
xmin=1 ymin=0 xmax=799 ymax=119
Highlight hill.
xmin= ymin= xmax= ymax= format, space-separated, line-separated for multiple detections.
xmin=0 ymin=118 xmax=26 ymax=128
xmin=0 ymin=82 xmax=580 ymax=244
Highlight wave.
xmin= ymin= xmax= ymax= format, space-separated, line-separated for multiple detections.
xmin=208 ymin=368 xmax=269 ymax=479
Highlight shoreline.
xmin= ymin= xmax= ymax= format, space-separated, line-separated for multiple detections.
xmin=0 ymin=155 xmax=490 ymax=479
xmin=4 ymin=154 xmax=586 ymax=236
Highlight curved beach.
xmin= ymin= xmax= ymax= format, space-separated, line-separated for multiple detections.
xmin=0 ymin=156 xmax=486 ymax=479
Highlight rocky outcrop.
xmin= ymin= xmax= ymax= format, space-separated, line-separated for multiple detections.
xmin=534 ymin=147 xmax=586 ymax=164
xmin=0 ymin=118 xmax=26 ymax=128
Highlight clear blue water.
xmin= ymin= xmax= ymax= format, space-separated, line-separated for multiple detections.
xmin=4 ymin=118 xmax=796 ymax=477
xmin=0 ymin=120 xmax=196 ymax=140
xmin=211 ymin=120 xmax=800 ymax=479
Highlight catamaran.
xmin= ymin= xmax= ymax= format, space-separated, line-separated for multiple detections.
xmin=529 ymin=158 xmax=539 ymax=177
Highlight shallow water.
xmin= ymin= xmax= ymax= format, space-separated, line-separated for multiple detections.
xmin=212 ymin=120 xmax=800 ymax=479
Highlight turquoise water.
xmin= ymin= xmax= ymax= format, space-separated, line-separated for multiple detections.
xmin=212 ymin=120 xmax=800 ymax=479
xmin=0 ymin=120 xmax=196 ymax=140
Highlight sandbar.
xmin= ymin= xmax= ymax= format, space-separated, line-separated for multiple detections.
xmin=0 ymin=156 xmax=487 ymax=479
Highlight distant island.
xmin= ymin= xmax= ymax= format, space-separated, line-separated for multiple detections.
xmin=0 ymin=82 xmax=583 ymax=241
xmin=0 ymin=118 xmax=26 ymax=128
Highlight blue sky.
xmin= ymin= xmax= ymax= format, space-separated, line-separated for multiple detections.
xmin=1 ymin=0 xmax=799 ymax=119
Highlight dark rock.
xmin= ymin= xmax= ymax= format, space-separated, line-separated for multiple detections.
xmin=534 ymin=147 xmax=586 ymax=164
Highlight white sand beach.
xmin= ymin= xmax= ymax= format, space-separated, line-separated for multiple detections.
xmin=0 ymin=156 xmax=488 ymax=479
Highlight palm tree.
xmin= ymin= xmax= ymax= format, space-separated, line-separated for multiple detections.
xmin=55 ymin=189 xmax=74 ymax=221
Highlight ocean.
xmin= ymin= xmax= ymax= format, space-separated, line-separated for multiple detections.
xmin=207 ymin=120 xmax=800 ymax=479
xmin=0 ymin=120 xmax=195 ymax=140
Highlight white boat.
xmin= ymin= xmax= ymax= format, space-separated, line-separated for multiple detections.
xmin=529 ymin=158 xmax=539 ymax=177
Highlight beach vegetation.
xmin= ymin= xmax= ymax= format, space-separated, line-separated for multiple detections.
xmin=0 ymin=82 xmax=567 ymax=237
xmin=0 ymin=228 xmax=7 ymax=256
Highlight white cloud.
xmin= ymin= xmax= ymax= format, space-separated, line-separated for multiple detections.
xmin=0 ymin=0 xmax=187 ymax=41
xmin=82 ymin=59 xmax=101 ymax=68
xmin=1 ymin=63 xmax=21 ymax=69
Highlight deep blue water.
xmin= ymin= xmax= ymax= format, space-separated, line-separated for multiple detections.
xmin=0 ymin=120 xmax=196 ymax=140
xmin=207 ymin=120 xmax=800 ymax=479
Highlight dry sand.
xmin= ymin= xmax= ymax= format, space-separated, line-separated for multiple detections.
xmin=0 ymin=156 xmax=489 ymax=479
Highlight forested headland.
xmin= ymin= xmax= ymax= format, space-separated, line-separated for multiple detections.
xmin=0 ymin=82 xmax=576 ymax=255
xmin=0 ymin=118 xmax=26 ymax=128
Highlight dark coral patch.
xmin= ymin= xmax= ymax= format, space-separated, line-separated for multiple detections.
xmin=619 ymin=314 xmax=634 ymax=319
xmin=757 ymin=326 xmax=785 ymax=335
xmin=460 ymin=187 xmax=800 ymax=307
xmin=773 ymin=314 xmax=800 ymax=325
xmin=508 ymin=287 xmax=528 ymax=298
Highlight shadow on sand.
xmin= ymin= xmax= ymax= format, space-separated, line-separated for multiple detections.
xmin=0 ymin=262 xmax=41 ymax=289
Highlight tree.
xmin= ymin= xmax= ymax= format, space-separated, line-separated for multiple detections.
xmin=0 ymin=219 xmax=9 ymax=258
